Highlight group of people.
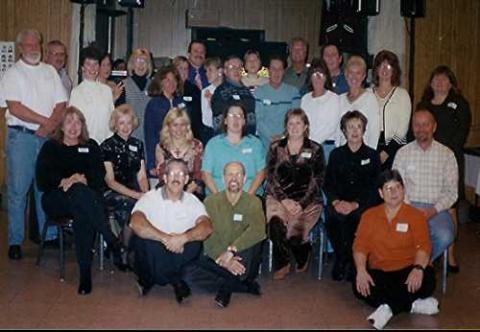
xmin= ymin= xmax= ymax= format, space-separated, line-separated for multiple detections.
xmin=0 ymin=28 xmax=472 ymax=328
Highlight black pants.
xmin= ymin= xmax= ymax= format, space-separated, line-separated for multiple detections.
xmin=192 ymin=242 xmax=263 ymax=293
xmin=269 ymin=217 xmax=311 ymax=271
xmin=326 ymin=207 xmax=363 ymax=268
xmin=42 ymin=183 xmax=116 ymax=268
xmin=132 ymin=236 xmax=202 ymax=286
xmin=352 ymin=265 xmax=436 ymax=314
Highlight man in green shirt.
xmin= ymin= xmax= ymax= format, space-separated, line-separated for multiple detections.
xmin=199 ymin=161 xmax=266 ymax=308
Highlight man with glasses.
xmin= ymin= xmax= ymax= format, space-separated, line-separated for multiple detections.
xmin=211 ymin=55 xmax=256 ymax=136
xmin=129 ymin=158 xmax=212 ymax=303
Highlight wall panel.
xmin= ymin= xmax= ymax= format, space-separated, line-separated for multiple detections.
xmin=414 ymin=0 xmax=480 ymax=145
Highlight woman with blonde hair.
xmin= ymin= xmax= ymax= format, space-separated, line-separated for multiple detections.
xmin=116 ymin=48 xmax=154 ymax=141
xmin=101 ymin=104 xmax=149 ymax=261
xmin=155 ymin=107 xmax=204 ymax=197
xmin=337 ymin=55 xmax=380 ymax=150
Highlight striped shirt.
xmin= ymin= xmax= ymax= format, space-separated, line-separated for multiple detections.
xmin=393 ymin=139 xmax=458 ymax=212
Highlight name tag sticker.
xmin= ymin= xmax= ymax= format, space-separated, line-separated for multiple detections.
xmin=178 ymin=102 xmax=186 ymax=109
xmin=233 ymin=214 xmax=243 ymax=222
xmin=361 ymin=158 xmax=370 ymax=165
xmin=128 ymin=145 xmax=138 ymax=152
xmin=242 ymin=148 xmax=252 ymax=154
xmin=396 ymin=223 xmax=409 ymax=233
xmin=183 ymin=96 xmax=192 ymax=102
xmin=78 ymin=147 xmax=89 ymax=153
xmin=301 ymin=151 xmax=312 ymax=159
xmin=232 ymin=94 xmax=241 ymax=100
xmin=263 ymin=99 xmax=272 ymax=105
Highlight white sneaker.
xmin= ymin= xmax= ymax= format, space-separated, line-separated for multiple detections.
xmin=410 ymin=297 xmax=440 ymax=315
xmin=367 ymin=304 xmax=393 ymax=330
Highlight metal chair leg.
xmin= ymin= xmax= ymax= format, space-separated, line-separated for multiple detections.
xmin=318 ymin=224 xmax=325 ymax=280
xmin=58 ymin=225 xmax=65 ymax=281
xmin=36 ymin=220 xmax=50 ymax=266
xmin=99 ymin=233 xmax=105 ymax=271
xmin=442 ymin=248 xmax=448 ymax=294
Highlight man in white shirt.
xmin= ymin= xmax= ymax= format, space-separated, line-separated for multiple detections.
xmin=0 ymin=29 xmax=67 ymax=260
xmin=130 ymin=159 xmax=212 ymax=302
xmin=393 ymin=109 xmax=457 ymax=261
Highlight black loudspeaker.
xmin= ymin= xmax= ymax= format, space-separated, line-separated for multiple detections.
xmin=353 ymin=0 xmax=381 ymax=16
xmin=401 ymin=0 xmax=426 ymax=17
xmin=192 ymin=27 xmax=265 ymax=44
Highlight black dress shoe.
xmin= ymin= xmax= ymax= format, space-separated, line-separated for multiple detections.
xmin=78 ymin=266 xmax=92 ymax=295
xmin=215 ymin=289 xmax=232 ymax=308
xmin=136 ymin=279 xmax=153 ymax=296
xmin=8 ymin=245 xmax=22 ymax=260
xmin=447 ymin=264 xmax=460 ymax=274
xmin=331 ymin=261 xmax=346 ymax=281
xmin=172 ymin=280 xmax=191 ymax=304
xmin=244 ymin=280 xmax=262 ymax=296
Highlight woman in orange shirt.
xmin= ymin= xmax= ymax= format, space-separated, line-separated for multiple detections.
xmin=352 ymin=170 xmax=438 ymax=330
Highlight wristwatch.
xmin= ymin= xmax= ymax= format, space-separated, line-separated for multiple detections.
xmin=412 ymin=264 xmax=425 ymax=272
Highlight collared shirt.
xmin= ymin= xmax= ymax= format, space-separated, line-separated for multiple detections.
xmin=188 ymin=63 xmax=209 ymax=89
xmin=204 ymin=191 xmax=266 ymax=259
xmin=132 ymin=186 xmax=208 ymax=234
xmin=202 ymin=134 xmax=266 ymax=195
xmin=393 ymin=140 xmax=458 ymax=212
xmin=101 ymin=133 xmax=145 ymax=190
xmin=331 ymin=72 xmax=348 ymax=95
xmin=1 ymin=59 xmax=67 ymax=130
xmin=254 ymin=82 xmax=301 ymax=149
xmin=58 ymin=67 xmax=73 ymax=96
xmin=353 ymin=203 xmax=431 ymax=272
xmin=283 ymin=65 xmax=309 ymax=90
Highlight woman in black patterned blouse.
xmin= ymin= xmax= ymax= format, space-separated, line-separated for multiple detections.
xmin=101 ymin=105 xmax=149 ymax=256
xmin=265 ymin=108 xmax=325 ymax=280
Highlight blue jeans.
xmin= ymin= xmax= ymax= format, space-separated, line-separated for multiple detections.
xmin=411 ymin=202 xmax=454 ymax=261
xmin=6 ymin=128 xmax=55 ymax=245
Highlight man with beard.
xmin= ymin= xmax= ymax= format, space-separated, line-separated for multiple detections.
xmin=45 ymin=40 xmax=72 ymax=96
xmin=0 ymin=29 xmax=67 ymax=259
xmin=129 ymin=159 xmax=212 ymax=303
xmin=187 ymin=40 xmax=209 ymax=90
xmin=193 ymin=161 xmax=266 ymax=308
xmin=393 ymin=109 xmax=457 ymax=263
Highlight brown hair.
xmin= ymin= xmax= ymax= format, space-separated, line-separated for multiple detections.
xmin=283 ymin=108 xmax=310 ymax=139
xmin=340 ymin=110 xmax=368 ymax=134
xmin=53 ymin=106 xmax=89 ymax=144
xmin=421 ymin=65 xmax=460 ymax=103
xmin=222 ymin=102 xmax=248 ymax=137
xmin=148 ymin=65 xmax=183 ymax=97
xmin=306 ymin=57 xmax=333 ymax=92
xmin=372 ymin=50 xmax=402 ymax=87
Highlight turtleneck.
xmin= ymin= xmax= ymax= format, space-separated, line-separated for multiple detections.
xmin=132 ymin=73 xmax=148 ymax=91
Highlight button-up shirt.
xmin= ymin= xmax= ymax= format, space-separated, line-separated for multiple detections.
xmin=393 ymin=139 xmax=458 ymax=212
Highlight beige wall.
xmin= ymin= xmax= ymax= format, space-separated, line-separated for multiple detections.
xmin=113 ymin=0 xmax=322 ymax=61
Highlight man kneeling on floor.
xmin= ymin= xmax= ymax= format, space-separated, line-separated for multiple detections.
xmin=129 ymin=158 xmax=212 ymax=302
xmin=193 ymin=161 xmax=266 ymax=308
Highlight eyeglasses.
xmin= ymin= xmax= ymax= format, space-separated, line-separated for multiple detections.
xmin=379 ymin=63 xmax=393 ymax=71
xmin=167 ymin=171 xmax=186 ymax=178
xmin=311 ymin=71 xmax=326 ymax=79
xmin=383 ymin=183 xmax=402 ymax=193
xmin=135 ymin=58 xmax=147 ymax=64
xmin=227 ymin=65 xmax=243 ymax=71
xmin=227 ymin=113 xmax=244 ymax=119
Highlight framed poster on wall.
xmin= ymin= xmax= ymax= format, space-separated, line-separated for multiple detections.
xmin=0 ymin=42 xmax=15 ymax=80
